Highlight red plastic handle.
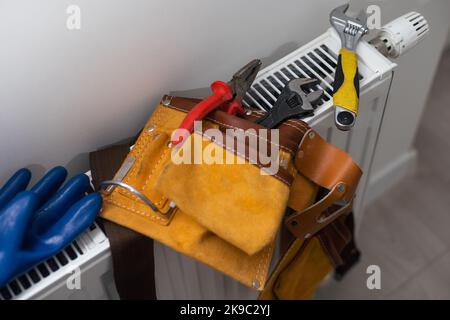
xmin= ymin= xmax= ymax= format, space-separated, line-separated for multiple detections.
xmin=222 ymin=100 xmax=245 ymax=115
xmin=172 ymin=81 xmax=233 ymax=145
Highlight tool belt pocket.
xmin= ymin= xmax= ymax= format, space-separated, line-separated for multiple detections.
xmin=155 ymin=107 xmax=304 ymax=255
xmin=156 ymin=139 xmax=291 ymax=255
xmin=100 ymin=95 xmax=303 ymax=289
xmin=100 ymin=95 xmax=361 ymax=291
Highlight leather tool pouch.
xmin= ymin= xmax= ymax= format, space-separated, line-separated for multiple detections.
xmin=260 ymin=130 xmax=362 ymax=299
xmin=100 ymin=95 xmax=362 ymax=292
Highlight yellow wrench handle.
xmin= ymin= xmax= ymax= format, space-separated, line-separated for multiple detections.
xmin=333 ymin=48 xmax=359 ymax=114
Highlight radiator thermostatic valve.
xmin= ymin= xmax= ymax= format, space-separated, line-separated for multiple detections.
xmin=370 ymin=12 xmax=429 ymax=59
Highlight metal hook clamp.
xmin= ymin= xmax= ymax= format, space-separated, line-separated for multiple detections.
xmin=99 ymin=180 xmax=169 ymax=214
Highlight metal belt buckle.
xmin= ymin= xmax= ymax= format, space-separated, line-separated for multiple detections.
xmin=99 ymin=180 xmax=176 ymax=216
xmin=99 ymin=155 xmax=176 ymax=219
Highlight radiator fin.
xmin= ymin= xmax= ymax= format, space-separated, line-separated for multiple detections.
xmin=0 ymin=223 xmax=102 ymax=300
xmin=243 ymin=44 xmax=364 ymax=113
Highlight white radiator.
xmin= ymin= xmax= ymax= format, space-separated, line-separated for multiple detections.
xmin=0 ymin=223 xmax=118 ymax=300
xmin=155 ymin=28 xmax=397 ymax=300
xmin=2 ymin=28 xmax=396 ymax=300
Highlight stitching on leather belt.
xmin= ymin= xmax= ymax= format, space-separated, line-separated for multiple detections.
xmin=205 ymin=117 xmax=296 ymax=155
xmin=253 ymin=243 xmax=274 ymax=290
xmin=282 ymin=122 xmax=308 ymax=133
xmin=168 ymin=103 xmax=297 ymax=156
xmin=199 ymin=130 xmax=292 ymax=186
xmin=249 ymin=111 xmax=310 ymax=133
xmin=164 ymin=102 xmax=302 ymax=157
xmin=284 ymin=128 xmax=362 ymax=239
xmin=106 ymin=197 xmax=164 ymax=222
xmin=162 ymin=97 xmax=302 ymax=149
xmin=108 ymin=108 xmax=171 ymax=218
xmin=117 ymin=109 xmax=160 ymax=201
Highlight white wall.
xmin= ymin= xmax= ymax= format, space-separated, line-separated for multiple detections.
xmin=447 ymin=26 xmax=450 ymax=47
xmin=1 ymin=0 xmax=449 ymax=190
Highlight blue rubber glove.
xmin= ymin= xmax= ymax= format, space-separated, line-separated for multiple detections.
xmin=0 ymin=167 xmax=102 ymax=287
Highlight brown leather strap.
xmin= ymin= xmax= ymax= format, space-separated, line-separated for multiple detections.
xmin=90 ymin=144 xmax=133 ymax=190
xmin=162 ymin=95 xmax=309 ymax=186
xmin=89 ymin=142 xmax=157 ymax=300
xmin=283 ymin=206 xmax=360 ymax=274
xmin=162 ymin=95 xmax=309 ymax=157
xmin=102 ymin=220 xmax=157 ymax=300
xmin=295 ymin=129 xmax=361 ymax=201
xmin=285 ymin=128 xmax=362 ymax=240
xmin=165 ymin=95 xmax=362 ymax=240
xmin=90 ymin=95 xmax=361 ymax=298
xmin=316 ymin=208 xmax=352 ymax=267
xmin=333 ymin=212 xmax=361 ymax=279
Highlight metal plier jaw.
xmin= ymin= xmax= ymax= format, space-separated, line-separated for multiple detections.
xmin=228 ymin=59 xmax=262 ymax=102
xmin=330 ymin=4 xmax=369 ymax=51
xmin=172 ymin=59 xmax=261 ymax=145
xmin=222 ymin=59 xmax=262 ymax=115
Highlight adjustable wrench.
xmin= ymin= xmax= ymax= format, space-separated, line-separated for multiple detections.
xmin=330 ymin=3 xmax=368 ymax=131
xmin=257 ymin=78 xmax=323 ymax=128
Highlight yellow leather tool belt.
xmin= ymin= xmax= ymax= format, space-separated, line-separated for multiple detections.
xmin=99 ymin=95 xmax=362 ymax=293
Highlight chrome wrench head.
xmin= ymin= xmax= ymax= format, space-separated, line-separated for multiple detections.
xmin=287 ymin=78 xmax=323 ymax=111
xmin=330 ymin=3 xmax=369 ymax=51
xmin=257 ymin=77 xmax=324 ymax=128
xmin=331 ymin=4 xmax=368 ymax=131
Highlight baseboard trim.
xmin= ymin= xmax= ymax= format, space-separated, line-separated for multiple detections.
xmin=365 ymin=149 xmax=418 ymax=206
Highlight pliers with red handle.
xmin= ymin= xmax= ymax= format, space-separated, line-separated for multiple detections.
xmin=172 ymin=59 xmax=262 ymax=145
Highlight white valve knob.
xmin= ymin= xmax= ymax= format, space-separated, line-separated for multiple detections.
xmin=370 ymin=12 xmax=429 ymax=58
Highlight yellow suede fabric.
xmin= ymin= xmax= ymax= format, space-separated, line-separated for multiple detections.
xmin=288 ymin=171 xmax=318 ymax=212
xmin=259 ymin=172 xmax=335 ymax=300
xmin=100 ymin=103 xmax=289 ymax=290
xmin=100 ymin=100 xmax=338 ymax=294
xmin=156 ymin=133 xmax=290 ymax=255
xmin=259 ymin=237 xmax=333 ymax=300
xmin=102 ymin=203 xmax=275 ymax=289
